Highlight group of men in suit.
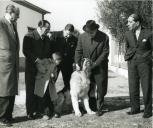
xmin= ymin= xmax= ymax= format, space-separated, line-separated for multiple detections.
xmin=23 ymin=21 xmax=78 ymax=120
xmin=0 ymin=3 xmax=152 ymax=127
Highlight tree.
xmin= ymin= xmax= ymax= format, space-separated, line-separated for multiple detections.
xmin=96 ymin=0 xmax=152 ymax=68
xmin=97 ymin=0 xmax=152 ymax=47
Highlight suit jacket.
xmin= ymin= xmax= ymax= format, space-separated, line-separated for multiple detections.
xmin=34 ymin=59 xmax=59 ymax=101
xmin=0 ymin=17 xmax=19 ymax=96
xmin=124 ymin=27 xmax=153 ymax=62
xmin=51 ymin=31 xmax=78 ymax=63
xmin=23 ymin=30 xmax=53 ymax=75
xmin=75 ymin=30 xmax=109 ymax=70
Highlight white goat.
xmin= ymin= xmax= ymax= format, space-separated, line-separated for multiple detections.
xmin=70 ymin=58 xmax=95 ymax=117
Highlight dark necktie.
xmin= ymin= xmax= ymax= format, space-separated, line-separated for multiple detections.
xmin=12 ymin=23 xmax=18 ymax=41
xmin=41 ymin=35 xmax=45 ymax=40
xmin=132 ymin=29 xmax=137 ymax=45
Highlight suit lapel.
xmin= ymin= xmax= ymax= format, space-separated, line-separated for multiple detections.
xmin=137 ymin=28 xmax=145 ymax=43
xmin=90 ymin=40 xmax=100 ymax=58
xmin=50 ymin=61 xmax=58 ymax=79
xmin=33 ymin=30 xmax=42 ymax=40
xmin=129 ymin=31 xmax=138 ymax=47
xmin=13 ymin=23 xmax=19 ymax=44
xmin=3 ymin=18 xmax=17 ymax=43
xmin=89 ymin=31 xmax=101 ymax=58
xmin=33 ymin=30 xmax=46 ymax=51
xmin=88 ymin=38 xmax=92 ymax=55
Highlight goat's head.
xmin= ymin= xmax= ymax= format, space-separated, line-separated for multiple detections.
xmin=81 ymin=58 xmax=92 ymax=77
xmin=81 ymin=58 xmax=92 ymax=70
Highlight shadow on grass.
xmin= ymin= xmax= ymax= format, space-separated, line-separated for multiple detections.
xmin=105 ymin=96 xmax=144 ymax=112
xmin=105 ymin=96 xmax=130 ymax=111
xmin=13 ymin=96 xmax=150 ymax=124
xmin=61 ymin=96 xmax=145 ymax=115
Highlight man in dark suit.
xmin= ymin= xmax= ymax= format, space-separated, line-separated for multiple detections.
xmin=125 ymin=13 xmax=152 ymax=118
xmin=51 ymin=24 xmax=78 ymax=93
xmin=23 ymin=20 xmax=53 ymax=119
xmin=0 ymin=5 xmax=20 ymax=126
xmin=75 ymin=20 xmax=109 ymax=116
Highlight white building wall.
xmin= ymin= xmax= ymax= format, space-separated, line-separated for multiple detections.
xmin=0 ymin=0 xmax=43 ymax=57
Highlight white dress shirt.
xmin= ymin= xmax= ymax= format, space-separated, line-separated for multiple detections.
xmin=4 ymin=14 xmax=11 ymax=24
xmin=135 ymin=26 xmax=141 ymax=40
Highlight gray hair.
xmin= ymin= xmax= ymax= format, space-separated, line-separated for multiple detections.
xmin=6 ymin=4 xmax=19 ymax=14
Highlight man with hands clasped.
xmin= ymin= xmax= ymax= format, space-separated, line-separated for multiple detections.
xmin=23 ymin=20 xmax=53 ymax=119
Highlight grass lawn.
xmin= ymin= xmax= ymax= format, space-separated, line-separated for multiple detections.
xmin=3 ymin=70 xmax=152 ymax=128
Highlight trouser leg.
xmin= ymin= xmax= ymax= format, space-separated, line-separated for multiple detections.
xmin=128 ymin=60 xmax=140 ymax=112
xmin=0 ymin=96 xmax=15 ymax=119
xmin=138 ymin=60 xmax=152 ymax=114
xmin=42 ymin=87 xmax=54 ymax=117
xmin=25 ymin=72 xmax=37 ymax=115
xmin=61 ymin=62 xmax=73 ymax=91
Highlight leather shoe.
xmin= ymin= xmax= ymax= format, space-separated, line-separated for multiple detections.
xmin=96 ymin=111 xmax=103 ymax=116
xmin=126 ymin=110 xmax=140 ymax=115
xmin=7 ymin=117 xmax=15 ymax=122
xmin=143 ymin=113 xmax=152 ymax=118
xmin=54 ymin=113 xmax=61 ymax=118
xmin=27 ymin=114 xmax=35 ymax=120
xmin=0 ymin=119 xmax=13 ymax=127
xmin=34 ymin=112 xmax=43 ymax=119
xmin=42 ymin=115 xmax=50 ymax=120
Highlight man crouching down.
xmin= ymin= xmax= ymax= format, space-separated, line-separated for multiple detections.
xmin=34 ymin=52 xmax=64 ymax=119
xmin=70 ymin=58 xmax=95 ymax=117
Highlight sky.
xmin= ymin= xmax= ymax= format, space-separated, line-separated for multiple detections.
xmin=26 ymin=0 xmax=98 ymax=32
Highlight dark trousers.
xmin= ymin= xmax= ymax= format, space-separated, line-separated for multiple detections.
xmin=89 ymin=62 xmax=108 ymax=111
xmin=60 ymin=60 xmax=73 ymax=92
xmin=128 ymin=59 xmax=152 ymax=114
xmin=38 ymin=87 xmax=54 ymax=117
xmin=25 ymin=68 xmax=38 ymax=115
xmin=0 ymin=96 xmax=15 ymax=119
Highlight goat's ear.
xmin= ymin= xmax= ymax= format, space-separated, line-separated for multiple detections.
xmin=81 ymin=58 xmax=85 ymax=62
xmin=72 ymin=63 xmax=76 ymax=71
xmin=80 ymin=58 xmax=85 ymax=68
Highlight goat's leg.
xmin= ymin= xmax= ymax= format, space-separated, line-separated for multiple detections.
xmin=71 ymin=96 xmax=82 ymax=117
xmin=83 ymin=96 xmax=95 ymax=115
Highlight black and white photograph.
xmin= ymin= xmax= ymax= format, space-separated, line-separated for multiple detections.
xmin=0 ymin=0 xmax=152 ymax=127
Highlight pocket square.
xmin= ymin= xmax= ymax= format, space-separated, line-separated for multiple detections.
xmin=142 ymin=39 xmax=147 ymax=42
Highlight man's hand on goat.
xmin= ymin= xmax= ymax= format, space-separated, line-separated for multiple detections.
xmin=90 ymin=62 xmax=97 ymax=70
